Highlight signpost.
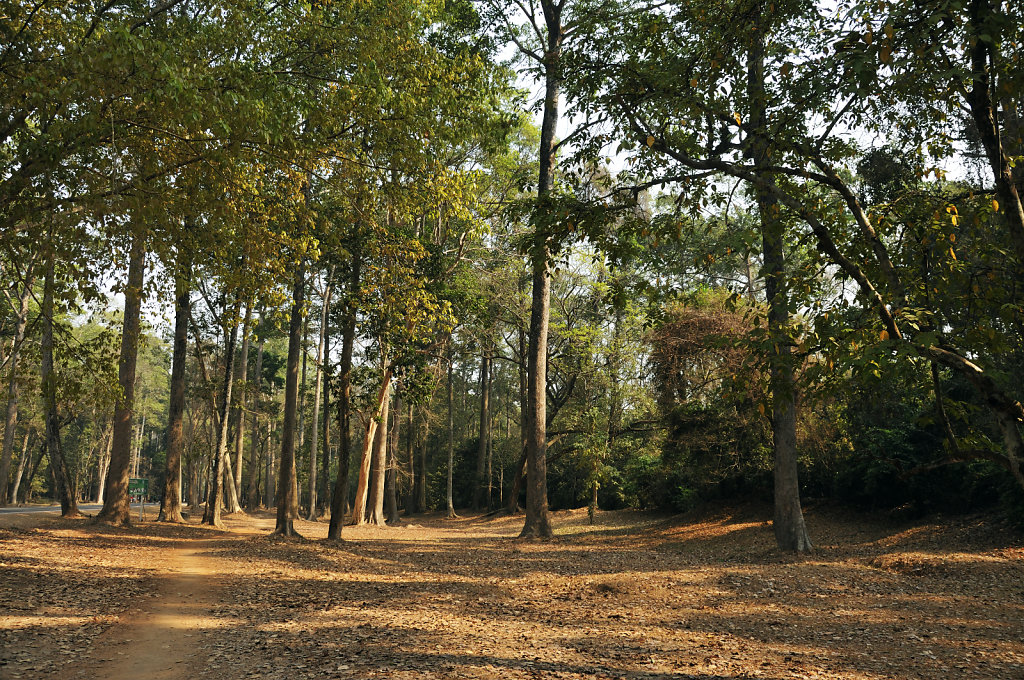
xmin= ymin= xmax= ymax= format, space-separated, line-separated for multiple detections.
xmin=128 ymin=478 xmax=149 ymax=520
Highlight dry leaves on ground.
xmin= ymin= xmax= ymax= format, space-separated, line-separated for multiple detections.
xmin=1 ymin=503 xmax=1022 ymax=679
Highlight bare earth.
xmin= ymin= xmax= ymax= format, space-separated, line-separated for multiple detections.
xmin=1 ymin=504 xmax=1022 ymax=680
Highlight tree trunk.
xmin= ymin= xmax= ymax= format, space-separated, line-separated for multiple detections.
xmin=265 ymin=421 xmax=276 ymax=509
xmin=318 ymin=333 xmax=332 ymax=516
xmin=159 ymin=271 xmax=189 ymax=523
xmin=275 ymin=261 xmax=305 ymax=536
xmin=221 ymin=421 xmax=243 ymax=513
xmin=417 ymin=416 xmax=427 ymax=513
xmin=20 ymin=442 xmax=46 ymax=504
xmin=306 ymin=271 xmax=333 ymax=520
xmin=232 ymin=304 xmax=252 ymax=496
xmin=405 ymin=402 xmax=416 ymax=514
xmin=473 ymin=351 xmax=491 ymax=510
xmin=10 ymin=431 xmax=30 ymax=504
xmin=385 ymin=383 xmax=401 ymax=524
xmin=507 ymin=318 xmax=528 ymax=515
xmin=520 ymin=14 xmax=562 ymax=538
xmin=97 ymin=235 xmax=145 ymax=525
xmin=966 ymin=0 xmax=1024 ymax=263
xmin=95 ymin=428 xmax=112 ymax=503
xmin=367 ymin=378 xmax=391 ymax=526
xmin=0 ymin=267 xmax=34 ymax=506
xmin=350 ymin=359 xmax=394 ymax=525
xmin=39 ymin=256 xmax=79 ymax=517
xmin=446 ymin=346 xmax=457 ymax=518
xmin=327 ymin=255 xmax=362 ymax=538
xmin=747 ymin=15 xmax=812 ymax=553
xmin=245 ymin=335 xmax=265 ymax=510
xmin=203 ymin=303 xmax=241 ymax=526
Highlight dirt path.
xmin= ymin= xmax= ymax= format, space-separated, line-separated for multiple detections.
xmin=88 ymin=539 xmax=222 ymax=680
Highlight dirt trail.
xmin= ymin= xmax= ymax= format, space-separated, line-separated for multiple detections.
xmin=84 ymin=515 xmax=277 ymax=680
xmin=88 ymin=539 xmax=222 ymax=680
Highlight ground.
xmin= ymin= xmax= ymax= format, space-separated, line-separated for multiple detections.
xmin=1 ymin=504 xmax=1022 ymax=680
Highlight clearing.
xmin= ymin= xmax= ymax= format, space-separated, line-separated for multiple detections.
xmin=1 ymin=504 xmax=1022 ymax=680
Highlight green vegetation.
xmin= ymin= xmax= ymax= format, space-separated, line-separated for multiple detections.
xmin=2 ymin=0 xmax=1021 ymax=547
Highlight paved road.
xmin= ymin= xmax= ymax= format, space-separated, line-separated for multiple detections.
xmin=0 ymin=503 xmax=158 ymax=515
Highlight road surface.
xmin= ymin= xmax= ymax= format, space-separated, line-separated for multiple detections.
xmin=0 ymin=502 xmax=157 ymax=515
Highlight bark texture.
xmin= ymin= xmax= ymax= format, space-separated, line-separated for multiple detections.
xmin=0 ymin=266 xmax=34 ymax=506
xmin=40 ymin=257 xmax=78 ymax=517
xmin=202 ymin=305 xmax=240 ymax=525
xmin=747 ymin=12 xmax=811 ymax=553
xmin=275 ymin=262 xmax=305 ymax=536
xmin=520 ymin=3 xmax=562 ymax=539
xmin=327 ymin=249 xmax=361 ymax=539
xmin=159 ymin=272 xmax=189 ymax=523
xmin=97 ymin=234 xmax=145 ymax=525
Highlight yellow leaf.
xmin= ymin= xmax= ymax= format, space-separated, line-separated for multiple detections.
xmin=646 ymin=135 xmax=655 ymax=148
xmin=864 ymin=31 xmax=873 ymax=45
xmin=780 ymin=62 xmax=792 ymax=77
xmin=993 ymin=199 xmax=1000 ymax=211
xmin=884 ymin=23 xmax=894 ymax=39
xmin=880 ymin=329 xmax=889 ymax=340
xmin=950 ymin=247 xmax=957 ymax=260
xmin=757 ymin=403 xmax=766 ymax=416
xmin=950 ymin=233 xmax=956 ymax=243
xmin=690 ymin=78 xmax=699 ymax=87
xmin=733 ymin=112 xmax=742 ymax=126
xmin=880 ymin=45 xmax=892 ymax=63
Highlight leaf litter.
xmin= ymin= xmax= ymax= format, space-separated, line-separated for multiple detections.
xmin=1 ymin=503 xmax=1022 ymax=679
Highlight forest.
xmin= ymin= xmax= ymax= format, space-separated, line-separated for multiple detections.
xmin=3 ymin=2 xmax=1024 ymax=679
xmin=1 ymin=0 xmax=1023 ymax=553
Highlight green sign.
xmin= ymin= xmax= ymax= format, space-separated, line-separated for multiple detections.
xmin=128 ymin=478 xmax=149 ymax=494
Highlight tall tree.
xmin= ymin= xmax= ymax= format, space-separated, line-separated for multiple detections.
xmin=159 ymin=266 xmax=190 ymax=523
xmin=0 ymin=254 xmax=36 ymax=506
xmin=275 ymin=262 xmax=306 ymax=536
xmin=39 ymin=255 xmax=79 ymax=518
xmin=97 ymin=234 xmax=145 ymax=525
xmin=306 ymin=269 xmax=334 ymax=520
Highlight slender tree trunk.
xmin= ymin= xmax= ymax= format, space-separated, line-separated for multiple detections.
xmin=966 ymin=0 xmax=1024 ymax=263
xmin=328 ymin=245 xmax=362 ymax=539
xmin=95 ymin=429 xmax=112 ymax=503
xmin=747 ymin=15 xmax=811 ymax=553
xmin=405 ymin=403 xmax=416 ymax=514
xmin=385 ymin=383 xmax=401 ymax=524
xmin=97 ymin=235 xmax=145 ymax=524
xmin=275 ymin=261 xmax=306 ymax=536
xmin=350 ymin=364 xmax=394 ymax=525
xmin=265 ymin=421 xmax=276 ymax=509
xmin=446 ymin=345 xmax=456 ymax=518
xmin=0 ymin=267 xmax=34 ymax=506
xmin=10 ymin=431 xmax=30 ymax=504
xmin=297 ymin=313 xmax=309 ymax=511
xmin=233 ymin=304 xmax=252 ymax=495
xmin=221 ymin=420 xmax=243 ymax=513
xmin=203 ymin=303 xmax=241 ymax=525
xmin=159 ymin=271 xmax=190 ymax=523
xmin=473 ymin=351 xmax=491 ymax=510
xmin=367 ymin=378 xmax=391 ymax=526
xmin=245 ymin=335 xmax=265 ymax=510
xmin=306 ymin=271 xmax=333 ymax=520
xmin=507 ymin=317 xmax=529 ymax=515
xmin=39 ymin=256 xmax=79 ymax=517
xmin=319 ymin=335 xmax=332 ymax=516
xmin=417 ymin=415 xmax=427 ymax=513
xmin=520 ymin=17 xmax=562 ymax=538
xmin=20 ymin=443 xmax=45 ymax=504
